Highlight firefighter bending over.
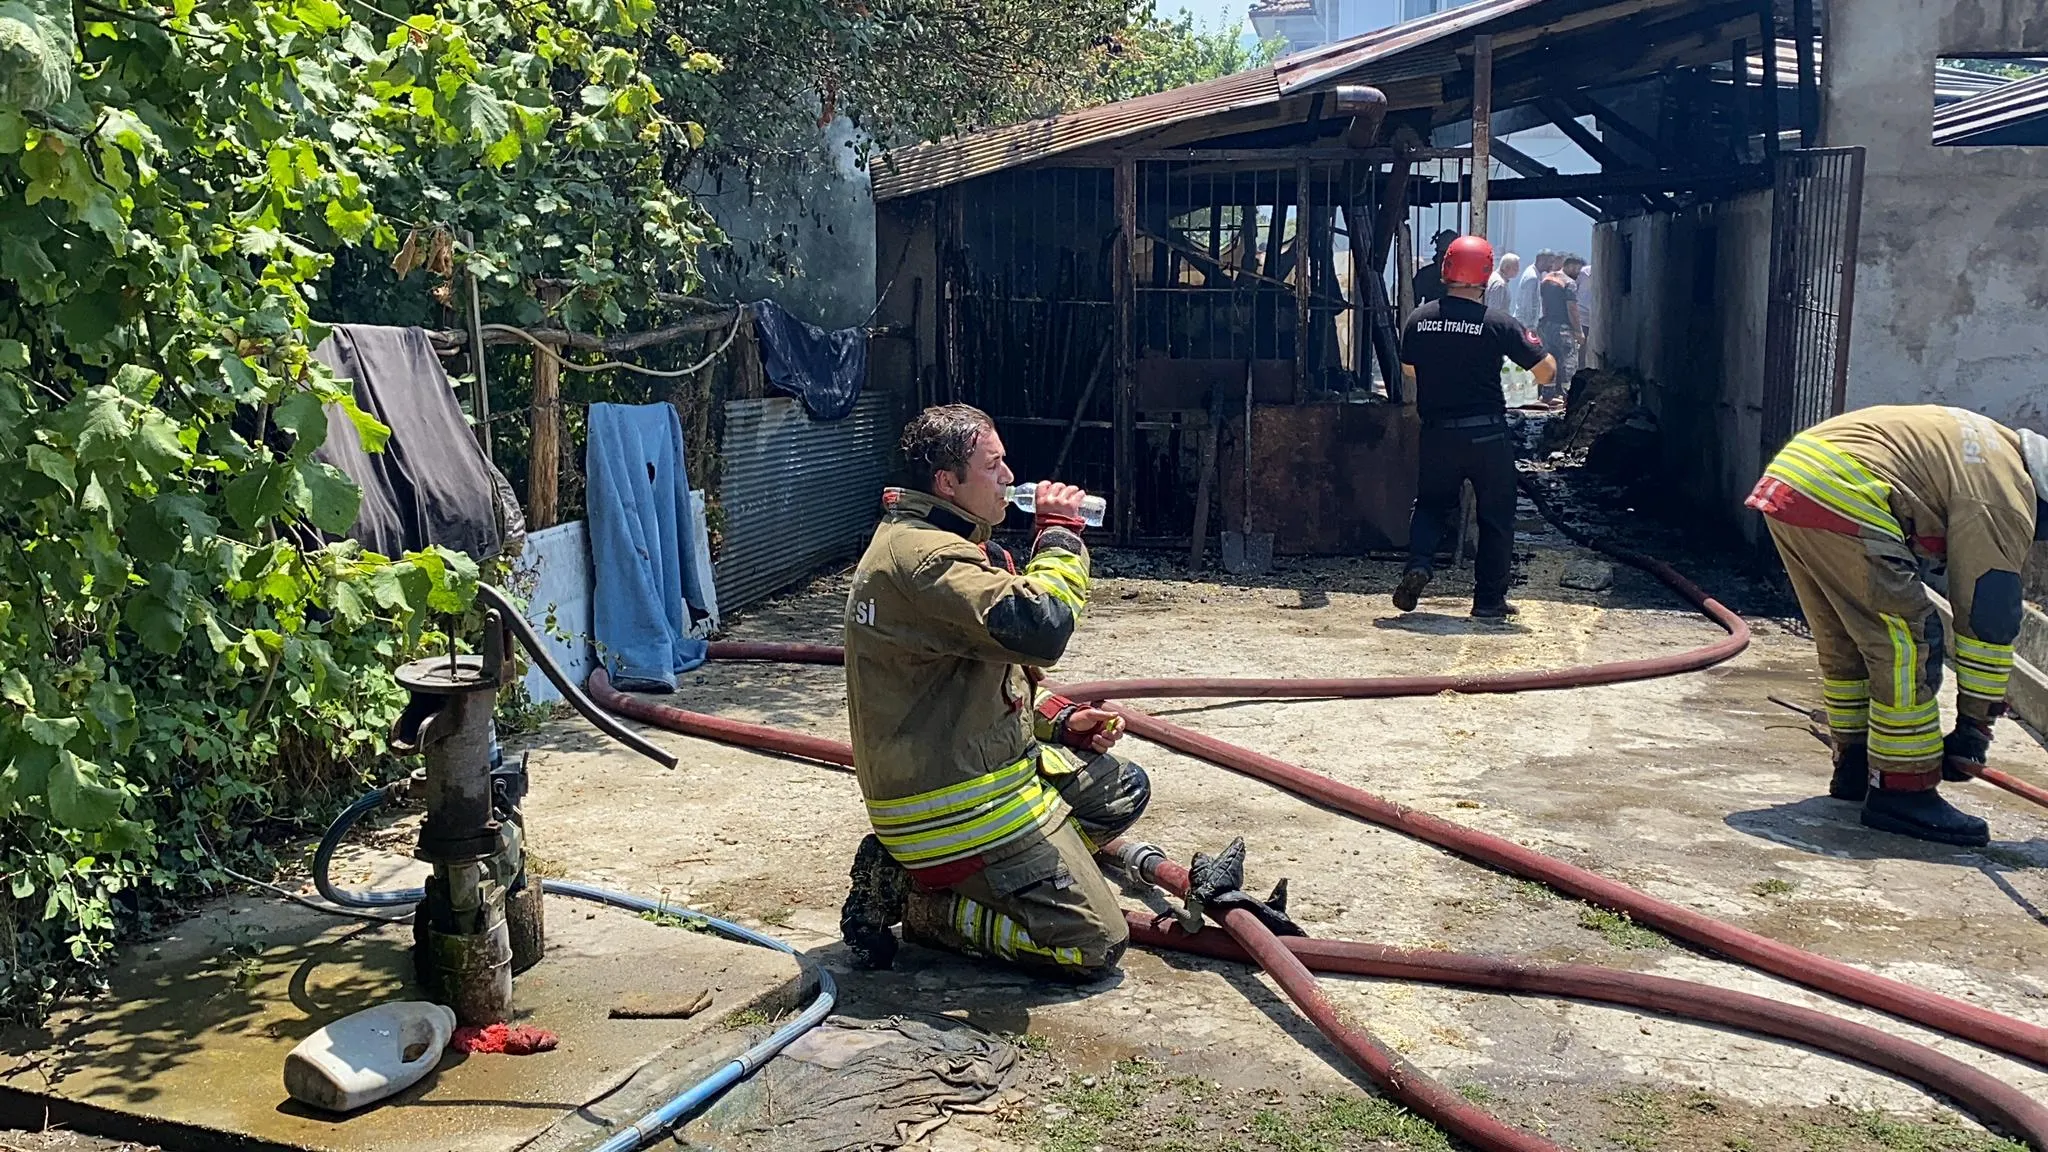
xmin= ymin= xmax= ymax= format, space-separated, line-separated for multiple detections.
xmin=1749 ymin=405 xmax=2048 ymax=847
xmin=838 ymin=404 xmax=1151 ymax=979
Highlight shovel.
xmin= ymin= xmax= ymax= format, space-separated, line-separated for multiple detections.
xmin=1221 ymin=359 xmax=1274 ymax=575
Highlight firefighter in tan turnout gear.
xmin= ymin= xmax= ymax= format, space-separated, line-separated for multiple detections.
xmin=1749 ymin=405 xmax=2048 ymax=847
xmin=838 ymin=405 xmax=1151 ymax=978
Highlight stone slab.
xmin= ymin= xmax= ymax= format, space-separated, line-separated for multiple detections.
xmin=0 ymin=886 xmax=807 ymax=1152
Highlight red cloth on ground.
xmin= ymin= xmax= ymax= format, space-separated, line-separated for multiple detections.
xmin=452 ymin=1023 xmax=559 ymax=1055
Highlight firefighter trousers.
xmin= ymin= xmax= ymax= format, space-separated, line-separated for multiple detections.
xmin=903 ymin=751 xmax=1150 ymax=977
xmin=1405 ymin=421 xmax=1518 ymax=608
xmin=1766 ymin=518 xmax=1947 ymax=784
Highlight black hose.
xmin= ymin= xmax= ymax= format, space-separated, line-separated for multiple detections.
xmin=477 ymin=582 xmax=678 ymax=769
xmin=313 ymin=781 xmax=421 ymax=909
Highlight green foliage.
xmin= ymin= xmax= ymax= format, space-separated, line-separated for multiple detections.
xmin=0 ymin=0 xmax=692 ymax=1020
xmin=1091 ymin=7 xmax=1282 ymax=106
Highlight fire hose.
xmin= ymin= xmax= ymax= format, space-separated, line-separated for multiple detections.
xmin=574 ymin=517 xmax=2048 ymax=1148
xmin=590 ymin=666 xmax=2048 ymax=1150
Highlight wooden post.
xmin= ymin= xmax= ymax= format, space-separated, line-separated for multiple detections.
xmin=1294 ymin=159 xmax=1311 ymax=403
xmin=1758 ymin=0 xmax=1780 ymax=162
xmin=527 ymin=286 xmax=563 ymax=530
xmin=1731 ymin=38 xmax=1751 ymax=158
xmin=1791 ymin=0 xmax=1820 ymax=147
xmin=1113 ymin=157 xmax=1137 ymax=545
xmin=1471 ymin=34 xmax=1494 ymax=240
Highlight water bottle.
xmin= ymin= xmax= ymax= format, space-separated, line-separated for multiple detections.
xmin=1007 ymin=483 xmax=1107 ymax=528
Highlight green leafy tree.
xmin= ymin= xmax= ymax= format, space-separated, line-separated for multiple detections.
xmin=1090 ymin=7 xmax=1282 ymax=106
xmin=0 ymin=0 xmax=696 ymax=1019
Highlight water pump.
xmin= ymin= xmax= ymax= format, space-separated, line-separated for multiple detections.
xmin=386 ymin=583 xmax=676 ymax=1024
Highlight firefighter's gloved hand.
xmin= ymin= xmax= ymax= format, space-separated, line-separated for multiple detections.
xmin=1033 ymin=482 xmax=1090 ymax=533
xmin=1943 ymin=716 xmax=1995 ymax=782
xmin=1188 ymin=836 xmax=1305 ymax=938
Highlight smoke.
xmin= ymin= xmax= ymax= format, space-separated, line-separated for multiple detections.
xmin=686 ymin=116 xmax=877 ymax=330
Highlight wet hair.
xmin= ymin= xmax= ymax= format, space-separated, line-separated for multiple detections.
xmin=900 ymin=404 xmax=995 ymax=492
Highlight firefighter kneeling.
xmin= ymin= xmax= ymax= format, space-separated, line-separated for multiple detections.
xmin=1750 ymin=405 xmax=2048 ymax=847
xmin=838 ymin=404 xmax=1150 ymax=979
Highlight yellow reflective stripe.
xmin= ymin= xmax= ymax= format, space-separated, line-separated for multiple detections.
xmin=1880 ymin=615 xmax=1921 ymax=710
xmin=1023 ymin=547 xmax=1089 ymax=614
xmin=1821 ymin=678 xmax=1869 ymax=732
xmin=952 ymin=895 xmax=1086 ymax=968
xmin=1954 ymin=636 xmax=2015 ymax=664
xmin=873 ymin=782 xmax=1063 ymax=865
xmin=1771 ymin=436 xmax=1900 ymax=531
xmin=1764 ymin=439 xmax=1904 ymax=538
xmin=866 ymin=758 xmax=1038 ymax=825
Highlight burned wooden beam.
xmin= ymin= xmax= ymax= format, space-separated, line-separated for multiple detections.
xmin=1488 ymin=140 xmax=1605 ymax=220
xmin=1405 ymin=166 xmax=1770 ymax=204
xmin=1533 ymin=96 xmax=1677 ymax=214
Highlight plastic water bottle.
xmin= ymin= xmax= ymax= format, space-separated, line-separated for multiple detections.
xmin=1007 ymin=484 xmax=1107 ymax=527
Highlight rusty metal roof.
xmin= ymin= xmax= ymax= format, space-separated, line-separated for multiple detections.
xmin=870 ymin=0 xmax=1706 ymax=200
xmin=870 ymin=67 xmax=1280 ymax=200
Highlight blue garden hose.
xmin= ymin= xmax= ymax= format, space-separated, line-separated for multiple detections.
xmin=314 ymin=787 xmax=835 ymax=1152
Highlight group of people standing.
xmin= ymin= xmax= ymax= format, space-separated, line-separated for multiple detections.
xmin=1414 ymin=230 xmax=1591 ymax=405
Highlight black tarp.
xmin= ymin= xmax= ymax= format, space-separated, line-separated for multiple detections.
xmin=749 ymin=299 xmax=867 ymax=421
xmin=311 ymin=324 xmax=522 ymax=561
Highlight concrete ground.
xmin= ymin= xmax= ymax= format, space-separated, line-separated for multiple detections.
xmin=496 ymin=482 xmax=2048 ymax=1151
xmin=11 ymin=479 xmax=2047 ymax=1152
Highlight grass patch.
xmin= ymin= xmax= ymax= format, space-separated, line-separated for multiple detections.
xmin=1751 ymin=877 xmax=1797 ymax=897
xmin=722 ymin=1008 xmax=769 ymax=1030
xmin=1579 ymin=907 xmax=1669 ymax=950
xmin=1513 ymin=879 xmax=1556 ymax=905
xmin=1797 ymin=1109 xmax=2028 ymax=1152
xmin=1604 ymin=1087 xmax=1675 ymax=1151
xmin=638 ymin=908 xmax=713 ymax=933
xmin=1005 ymin=1030 xmax=1052 ymax=1055
xmin=1241 ymin=1096 xmax=1450 ymax=1152
xmin=1456 ymin=1083 xmax=1496 ymax=1104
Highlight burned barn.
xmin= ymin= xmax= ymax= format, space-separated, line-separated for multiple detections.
xmin=866 ymin=0 xmax=2048 ymax=553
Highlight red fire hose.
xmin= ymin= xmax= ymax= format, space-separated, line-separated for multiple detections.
xmin=681 ymin=622 xmax=2048 ymax=1065
xmin=585 ymin=663 xmax=2048 ymax=1150
xmin=1118 ymin=848 xmax=2048 ymax=1149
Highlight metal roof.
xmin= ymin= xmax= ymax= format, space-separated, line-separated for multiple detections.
xmin=869 ymin=0 xmax=1722 ymax=200
xmin=1708 ymin=43 xmax=2039 ymax=104
xmin=1934 ymin=69 xmax=2048 ymax=145
xmin=871 ymin=67 xmax=1281 ymax=200
xmin=1249 ymin=0 xmax=1318 ymax=16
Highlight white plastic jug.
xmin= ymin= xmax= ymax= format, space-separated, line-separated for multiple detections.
xmin=284 ymin=1001 xmax=457 ymax=1113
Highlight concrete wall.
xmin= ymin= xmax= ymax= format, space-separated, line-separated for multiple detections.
xmin=1593 ymin=190 xmax=1774 ymax=541
xmin=1825 ymin=0 xmax=2048 ymax=433
xmin=686 ymin=116 xmax=877 ymax=330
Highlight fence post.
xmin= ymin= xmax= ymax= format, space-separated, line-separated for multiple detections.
xmin=529 ymin=287 xmax=563 ymax=530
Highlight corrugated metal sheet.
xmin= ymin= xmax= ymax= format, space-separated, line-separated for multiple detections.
xmin=1709 ymin=43 xmax=2040 ymax=105
xmin=871 ymin=67 xmax=1281 ymax=201
xmin=1935 ymin=70 xmax=2048 ymax=144
xmin=714 ymin=392 xmax=896 ymax=613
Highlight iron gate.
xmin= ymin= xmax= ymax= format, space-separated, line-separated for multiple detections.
xmin=1760 ymin=147 xmax=1866 ymax=457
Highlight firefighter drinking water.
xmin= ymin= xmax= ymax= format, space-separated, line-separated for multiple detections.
xmin=1749 ymin=405 xmax=2048 ymax=847
xmin=1393 ymin=235 xmax=1557 ymax=619
xmin=838 ymin=404 xmax=1151 ymax=978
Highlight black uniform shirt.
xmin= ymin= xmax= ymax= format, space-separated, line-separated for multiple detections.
xmin=1399 ymin=295 xmax=1549 ymax=422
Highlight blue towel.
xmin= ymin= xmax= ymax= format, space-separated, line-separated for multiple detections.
xmin=586 ymin=403 xmax=711 ymax=692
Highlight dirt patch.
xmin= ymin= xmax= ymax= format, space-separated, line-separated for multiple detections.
xmin=0 ymin=1133 xmax=159 ymax=1152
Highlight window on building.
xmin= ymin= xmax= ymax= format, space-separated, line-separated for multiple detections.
xmin=1934 ymin=56 xmax=2048 ymax=146
xmin=1401 ymin=0 xmax=1437 ymax=21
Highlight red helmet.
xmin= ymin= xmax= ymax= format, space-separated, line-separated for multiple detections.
xmin=1441 ymin=235 xmax=1495 ymax=287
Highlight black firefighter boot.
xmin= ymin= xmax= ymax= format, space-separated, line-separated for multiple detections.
xmin=1861 ymin=783 xmax=1990 ymax=848
xmin=1828 ymin=741 xmax=1869 ymax=802
xmin=840 ymin=834 xmax=913 ymax=969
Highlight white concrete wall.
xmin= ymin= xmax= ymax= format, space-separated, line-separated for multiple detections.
xmin=1825 ymin=0 xmax=2048 ymax=433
